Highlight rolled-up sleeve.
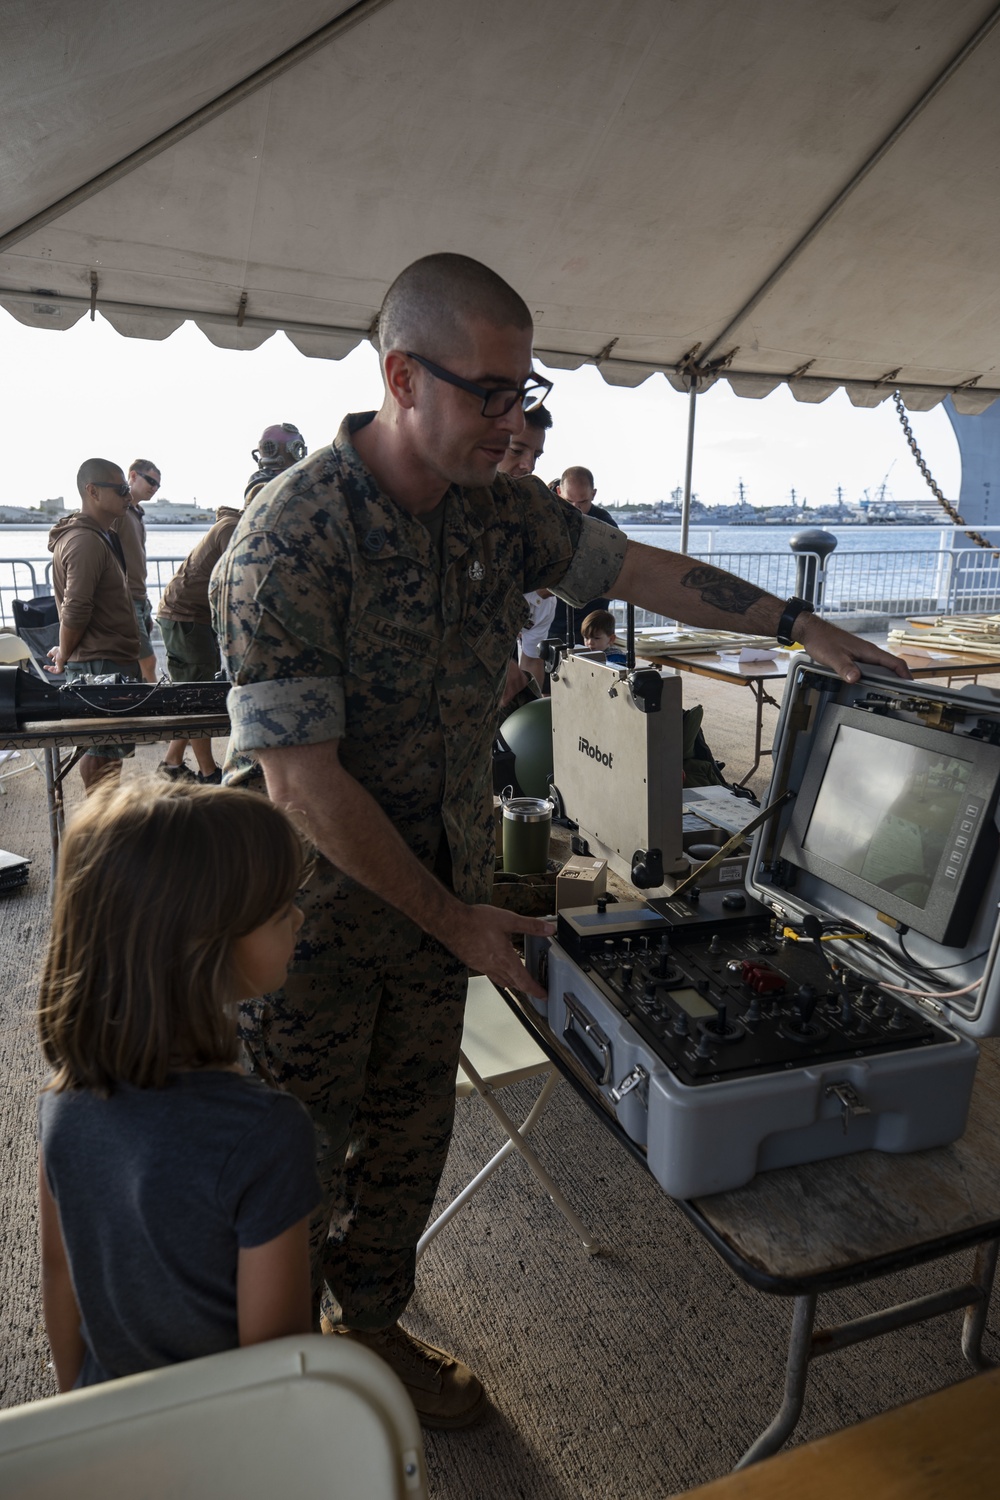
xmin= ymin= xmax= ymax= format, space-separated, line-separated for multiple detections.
xmin=227 ymin=674 xmax=345 ymax=753
xmin=550 ymin=515 xmax=629 ymax=607
xmin=517 ymin=480 xmax=628 ymax=605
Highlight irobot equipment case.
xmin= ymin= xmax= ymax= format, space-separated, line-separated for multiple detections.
xmin=526 ymin=662 xmax=1000 ymax=1197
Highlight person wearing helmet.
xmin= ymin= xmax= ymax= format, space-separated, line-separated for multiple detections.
xmin=244 ymin=423 xmax=308 ymax=500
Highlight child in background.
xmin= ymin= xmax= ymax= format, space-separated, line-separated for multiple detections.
xmin=37 ymin=782 xmax=320 ymax=1390
xmin=580 ymin=608 xmax=624 ymax=658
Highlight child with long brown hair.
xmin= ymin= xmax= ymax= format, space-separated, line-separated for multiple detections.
xmin=36 ymin=781 xmax=320 ymax=1389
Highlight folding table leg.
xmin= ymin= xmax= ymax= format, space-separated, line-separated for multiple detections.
xmin=44 ymin=747 xmax=62 ymax=887
xmin=418 ymin=1065 xmax=600 ymax=1258
xmin=961 ymin=1237 xmax=999 ymax=1372
xmin=734 ymin=1292 xmax=817 ymax=1469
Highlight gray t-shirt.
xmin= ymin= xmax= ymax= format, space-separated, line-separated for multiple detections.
xmin=38 ymin=1070 xmax=320 ymax=1386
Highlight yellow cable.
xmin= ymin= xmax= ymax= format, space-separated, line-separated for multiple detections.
xmin=782 ymin=927 xmax=867 ymax=943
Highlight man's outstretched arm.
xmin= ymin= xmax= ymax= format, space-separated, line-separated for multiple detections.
xmin=612 ymin=541 xmax=910 ymax=684
xmin=257 ymin=740 xmax=552 ymax=999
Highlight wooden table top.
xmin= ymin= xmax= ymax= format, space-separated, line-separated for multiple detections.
xmin=637 ymin=648 xmax=793 ymax=683
xmin=639 ymin=644 xmax=1000 ymax=684
xmin=686 ymin=1039 xmax=1000 ymax=1293
xmin=681 ymin=1367 xmax=1000 ymax=1499
xmin=891 ymin=648 xmax=1000 ymax=678
xmin=0 ymin=714 xmax=230 ymax=750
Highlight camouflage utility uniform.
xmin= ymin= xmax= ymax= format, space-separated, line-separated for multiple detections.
xmin=211 ymin=412 xmax=627 ymax=1329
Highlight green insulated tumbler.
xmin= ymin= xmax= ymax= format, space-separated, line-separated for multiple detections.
xmin=501 ymin=792 xmax=554 ymax=875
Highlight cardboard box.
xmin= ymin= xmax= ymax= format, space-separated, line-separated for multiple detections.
xmin=556 ymin=854 xmax=608 ymax=911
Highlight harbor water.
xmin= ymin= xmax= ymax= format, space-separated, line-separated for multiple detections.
xmin=0 ymin=521 xmax=961 ymax=562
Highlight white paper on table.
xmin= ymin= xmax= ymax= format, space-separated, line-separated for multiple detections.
xmin=717 ymin=647 xmax=780 ymax=663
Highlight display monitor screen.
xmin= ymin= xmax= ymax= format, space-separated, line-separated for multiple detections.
xmin=780 ymin=705 xmax=1000 ymax=946
xmin=802 ymin=726 xmax=973 ymax=912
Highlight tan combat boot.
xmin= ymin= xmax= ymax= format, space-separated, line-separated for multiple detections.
xmin=322 ymin=1318 xmax=487 ymax=1430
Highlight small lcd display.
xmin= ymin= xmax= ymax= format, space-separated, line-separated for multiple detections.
xmin=802 ymin=725 xmax=972 ymax=911
xmin=572 ymin=910 xmax=664 ymax=927
xmin=671 ymin=986 xmax=718 ymax=1019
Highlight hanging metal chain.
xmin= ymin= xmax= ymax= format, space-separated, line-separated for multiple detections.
xmin=893 ymin=390 xmax=998 ymax=553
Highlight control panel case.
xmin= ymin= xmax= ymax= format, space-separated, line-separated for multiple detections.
xmin=526 ymin=664 xmax=1000 ymax=1198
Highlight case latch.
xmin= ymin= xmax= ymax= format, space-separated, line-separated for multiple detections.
xmin=825 ymin=1081 xmax=872 ymax=1135
xmin=610 ymin=1063 xmax=649 ymax=1106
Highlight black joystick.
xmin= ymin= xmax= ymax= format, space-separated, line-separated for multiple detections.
xmin=620 ymin=960 xmax=634 ymax=987
xmin=709 ymin=933 xmax=723 ymax=956
xmin=890 ymin=1006 xmax=907 ymax=1030
xmin=672 ymin=1011 xmax=689 ymax=1037
xmin=710 ymin=1003 xmax=728 ymax=1036
xmin=795 ymin=984 xmax=819 ymax=1026
xmin=596 ymin=895 xmax=608 ymax=914
xmin=746 ymin=995 xmax=762 ymax=1023
xmin=873 ymin=993 xmax=890 ymax=1019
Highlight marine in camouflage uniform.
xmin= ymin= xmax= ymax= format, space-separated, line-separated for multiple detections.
xmin=211 ymin=412 xmax=627 ymax=1331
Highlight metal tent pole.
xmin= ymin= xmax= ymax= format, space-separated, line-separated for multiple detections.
xmin=679 ymin=382 xmax=698 ymax=556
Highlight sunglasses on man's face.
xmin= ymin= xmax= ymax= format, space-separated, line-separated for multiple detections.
xmin=139 ymin=473 xmax=160 ymax=490
xmin=92 ymin=482 xmax=130 ymax=498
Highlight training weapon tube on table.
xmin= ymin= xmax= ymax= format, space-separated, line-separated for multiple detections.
xmin=0 ymin=666 xmax=229 ymax=733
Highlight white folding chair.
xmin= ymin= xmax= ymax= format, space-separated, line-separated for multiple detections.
xmin=418 ymin=975 xmax=599 ymax=1257
xmin=0 ymin=1334 xmax=427 ymax=1499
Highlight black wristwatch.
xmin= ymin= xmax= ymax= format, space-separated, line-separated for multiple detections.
xmin=775 ymin=596 xmax=814 ymax=647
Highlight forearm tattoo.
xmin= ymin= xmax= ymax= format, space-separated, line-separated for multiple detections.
xmin=681 ymin=565 xmax=766 ymax=616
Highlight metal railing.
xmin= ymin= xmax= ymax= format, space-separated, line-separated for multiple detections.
xmin=3 ymin=545 xmax=1000 ymax=632
xmin=612 ymin=547 xmax=1000 ymax=630
xmin=823 ymin=546 xmax=1000 ymax=616
xmin=0 ymin=557 xmax=185 ymax=627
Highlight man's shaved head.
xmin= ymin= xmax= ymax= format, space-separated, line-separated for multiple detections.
xmin=376 ymin=253 xmax=532 ymax=364
xmin=76 ymin=458 xmax=124 ymax=499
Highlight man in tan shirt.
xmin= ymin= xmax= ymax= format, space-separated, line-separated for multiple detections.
xmin=48 ymin=459 xmax=142 ymax=793
xmin=120 ymin=459 xmax=161 ymax=683
xmin=156 ymin=503 xmax=242 ymax=782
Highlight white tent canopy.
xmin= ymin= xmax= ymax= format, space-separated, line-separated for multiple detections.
xmin=4 ymin=0 xmax=1000 ymax=414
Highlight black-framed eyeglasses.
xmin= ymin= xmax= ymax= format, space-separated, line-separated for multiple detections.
xmin=93 ymin=482 xmax=130 ymax=498
xmin=139 ymin=473 xmax=160 ymax=490
xmin=406 ymin=352 xmax=553 ymax=418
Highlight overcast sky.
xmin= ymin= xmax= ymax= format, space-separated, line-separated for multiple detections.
xmin=1 ymin=305 xmax=961 ymax=513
